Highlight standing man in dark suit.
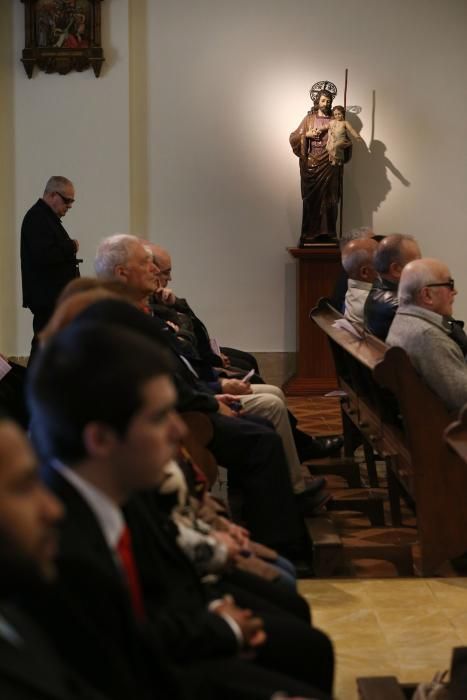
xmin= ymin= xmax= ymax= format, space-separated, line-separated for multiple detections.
xmin=20 ymin=176 xmax=80 ymax=359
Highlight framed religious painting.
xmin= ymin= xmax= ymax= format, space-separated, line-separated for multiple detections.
xmin=21 ymin=0 xmax=105 ymax=78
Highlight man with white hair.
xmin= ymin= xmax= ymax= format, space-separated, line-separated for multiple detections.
xmin=342 ymin=238 xmax=379 ymax=325
xmin=94 ymin=234 xmax=335 ymax=509
xmin=94 ymin=233 xmax=157 ymax=307
xmin=93 ymin=235 xmax=329 ymax=563
xmin=386 ymin=258 xmax=467 ymax=414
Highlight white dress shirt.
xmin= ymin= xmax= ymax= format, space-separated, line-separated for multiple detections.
xmin=344 ymin=278 xmax=373 ymax=326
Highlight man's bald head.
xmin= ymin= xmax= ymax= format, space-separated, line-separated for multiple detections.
xmin=374 ymin=234 xmax=421 ymax=281
xmin=342 ymin=238 xmax=379 ymax=282
xmin=399 ymin=258 xmax=457 ymax=317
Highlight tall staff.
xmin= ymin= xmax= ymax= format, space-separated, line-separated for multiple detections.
xmin=338 ymin=68 xmax=349 ymax=239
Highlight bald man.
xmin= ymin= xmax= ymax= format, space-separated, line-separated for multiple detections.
xmin=341 ymin=238 xmax=379 ymax=325
xmin=386 ymin=258 xmax=467 ymax=415
xmin=364 ymin=234 xmax=421 ymax=340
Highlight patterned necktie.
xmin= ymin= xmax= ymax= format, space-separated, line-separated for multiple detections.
xmin=116 ymin=525 xmax=146 ymax=622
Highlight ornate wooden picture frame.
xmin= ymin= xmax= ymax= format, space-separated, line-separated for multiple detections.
xmin=21 ymin=0 xmax=105 ymax=78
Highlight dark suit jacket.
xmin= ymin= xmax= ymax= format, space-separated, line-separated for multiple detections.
xmin=21 ymin=199 xmax=79 ymax=311
xmin=125 ymin=493 xmax=239 ymax=662
xmin=0 ymin=603 xmax=104 ymax=700
xmin=24 ymin=468 xmax=184 ymax=700
xmin=76 ymin=300 xmax=220 ymax=414
xmin=363 ymin=277 xmax=399 ymax=340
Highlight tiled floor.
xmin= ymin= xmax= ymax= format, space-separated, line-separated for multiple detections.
xmin=299 ymin=578 xmax=467 ymax=699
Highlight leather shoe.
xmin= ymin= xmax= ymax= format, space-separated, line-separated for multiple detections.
xmin=296 ymin=477 xmax=326 ymax=498
xmin=296 ymin=488 xmax=332 ymax=516
xmin=298 ymin=435 xmax=343 ymax=461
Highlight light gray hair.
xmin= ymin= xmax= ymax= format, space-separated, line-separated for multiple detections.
xmin=398 ymin=260 xmax=437 ymax=306
xmin=94 ymin=234 xmax=141 ymax=279
xmin=374 ymin=233 xmax=416 ymax=274
xmin=44 ymin=176 xmax=73 ymax=194
xmin=339 ymin=226 xmax=373 ymax=249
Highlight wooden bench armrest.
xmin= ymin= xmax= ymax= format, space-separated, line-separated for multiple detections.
xmin=357 ymin=676 xmax=407 ymax=700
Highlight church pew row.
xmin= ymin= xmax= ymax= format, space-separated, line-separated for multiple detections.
xmin=357 ymin=647 xmax=467 ymax=699
xmin=310 ymin=298 xmax=467 ymax=576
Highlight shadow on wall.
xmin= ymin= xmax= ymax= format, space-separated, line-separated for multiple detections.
xmin=284 ymin=93 xmax=410 ymax=240
xmin=343 ymin=94 xmax=410 ymax=231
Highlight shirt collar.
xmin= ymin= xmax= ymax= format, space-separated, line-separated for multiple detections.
xmin=348 ymin=278 xmax=373 ymax=291
xmin=396 ymin=304 xmax=448 ymax=333
xmin=51 ymin=460 xmax=125 ymax=551
xmin=0 ymin=613 xmax=23 ymax=647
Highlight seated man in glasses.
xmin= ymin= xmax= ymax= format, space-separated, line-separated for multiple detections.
xmin=386 ymin=258 xmax=467 ymax=415
xmin=20 ymin=175 xmax=81 ymax=360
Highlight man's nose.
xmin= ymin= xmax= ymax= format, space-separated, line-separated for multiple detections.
xmin=41 ymin=487 xmax=65 ymax=523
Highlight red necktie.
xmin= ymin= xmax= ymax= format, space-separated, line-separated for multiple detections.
xmin=116 ymin=525 xmax=146 ymax=622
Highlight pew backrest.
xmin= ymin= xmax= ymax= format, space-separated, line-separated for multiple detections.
xmin=311 ymin=298 xmax=467 ymax=574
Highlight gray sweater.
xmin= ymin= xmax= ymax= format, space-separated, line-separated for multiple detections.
xmin=386 ymin=304 xmax=467 ymax=415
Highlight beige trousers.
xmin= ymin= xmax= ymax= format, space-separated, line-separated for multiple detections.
xmin=237 ymin=384 xmax=306 ymax=494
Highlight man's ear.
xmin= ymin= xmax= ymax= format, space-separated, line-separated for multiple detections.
xmin=114 ymin=265 xmax=128 ymax=281
xmin=360 ymin=265 xmax=371 ymax=281
xmin=389 ymin=261 xmax=402 ymax=279
xmin=418 ymin=287 xmax=433 ymax=307
xmin=82 ymin=422 xmax=119 ymax=459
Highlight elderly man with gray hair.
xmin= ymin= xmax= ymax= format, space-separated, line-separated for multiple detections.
xmin=94 ymin=234 xmax=333 ymax=517
xmin=341 ymin=238 xmax=379 ymax=325
xmin=386 ymin=258 xmax=467 ymax=415
xmin=363 ymin=233 xmax=421 ymax=340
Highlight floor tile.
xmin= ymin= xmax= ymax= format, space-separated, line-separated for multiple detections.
xmin=299 ymin=578 xmax=465 ymax=700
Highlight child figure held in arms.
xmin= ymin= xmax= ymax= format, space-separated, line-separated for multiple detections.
xmin=325 ymin=105 xmax=363 ymax=165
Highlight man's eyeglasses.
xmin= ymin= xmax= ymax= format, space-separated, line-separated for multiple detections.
xmin=426 ymin=278 xmax=455 ymax=291
xmin=55 ymin=191 xmax=75 ymax=205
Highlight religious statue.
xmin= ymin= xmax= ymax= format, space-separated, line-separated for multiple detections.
xmin=290 ymin=80 xmax=354 ymax=246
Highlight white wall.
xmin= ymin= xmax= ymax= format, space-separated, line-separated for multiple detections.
xmin=3 ymin=0 xmax=467 ymax=354
xmin=10 ymin=0 xmax=131 ymax=355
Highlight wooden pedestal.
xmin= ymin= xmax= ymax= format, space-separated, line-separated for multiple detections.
xmin=283 ymin=246 xmax=341 ymax=396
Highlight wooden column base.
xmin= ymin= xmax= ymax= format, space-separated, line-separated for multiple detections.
xmin=283 ymin=246 xmax=341 ymax=396
xmin=282 ymin=375 xmax=337 ymax=396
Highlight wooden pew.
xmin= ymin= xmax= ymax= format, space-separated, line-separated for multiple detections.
xmin=358 ymin=646 xmax=467 ymax=699
xmin=310 ymin=298 xmax=467 ymax=575
xmin=374 ymin=346 xmax=467 ymax=574
xmin=357 ymin=676 xmax=414 ymax=699
xmin=307 ymin=301 xmax=413 ymax=574
xmin=309 ymin=299 xmax=403 ymax=514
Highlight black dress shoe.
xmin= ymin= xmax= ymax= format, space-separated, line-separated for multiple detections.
xmin=295 ymin=488 xmax=332 ymax=516
xmin=298 ymin=435 xmax=344 ymax=461
xmin=273 ymin=542 xmax=315 ymax=579
xmin=297 ymin=477 xmax=326 ymax=497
